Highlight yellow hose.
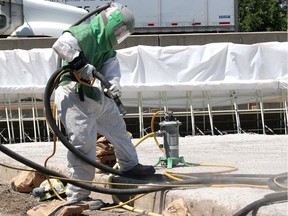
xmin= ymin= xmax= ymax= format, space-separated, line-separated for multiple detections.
xmin=164 ymin=163 xmax=239 ymax=179
xmin=106 ymin=131 xmax=162 ymax=215
xmin=273 ymin=175 xmax=288 ymax=189
xmin=45 ymin=102 xmax=66 ymax=201
xmin=150 ymin=111 xmax=164 ymax=152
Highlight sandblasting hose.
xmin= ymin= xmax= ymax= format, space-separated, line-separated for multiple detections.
xmin=42 ymin=67 xmax=180 ymax=195
xmin=44 ymin=67 xmax=124 ymax=176
xmin=0 ymin=142 xmax=170 ymax=195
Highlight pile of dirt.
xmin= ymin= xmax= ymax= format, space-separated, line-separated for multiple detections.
xmin=0 ymin=181 xmax=38 ymax=216
xmin=0 ymin=181 xmax=142 ymax=216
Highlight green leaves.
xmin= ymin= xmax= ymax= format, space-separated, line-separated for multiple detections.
xmin=238 ymin=0 xmax=287 ymax=31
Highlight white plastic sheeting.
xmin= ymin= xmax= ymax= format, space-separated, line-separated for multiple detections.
xmin=118 ymin=42 xmax=287 ymax=108
xmin=0 ymin=42 xmax=287 ymax=108
xmin=0 ymin=48 xmax=58 ymax=93
xmin=118 ymin=42 xmax=288 ymax=91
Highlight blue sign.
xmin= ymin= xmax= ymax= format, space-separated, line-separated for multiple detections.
xmin=219 ymin=15 xmax=231 ymax=19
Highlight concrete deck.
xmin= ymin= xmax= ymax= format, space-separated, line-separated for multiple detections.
xmin=0 ymin=134 xmax=287 ymax=215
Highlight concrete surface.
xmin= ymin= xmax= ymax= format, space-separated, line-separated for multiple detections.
xmin=0 ymin=134 xmax=287 ymax=215
xmin=0 ymin=32 xmax=286 ymax=50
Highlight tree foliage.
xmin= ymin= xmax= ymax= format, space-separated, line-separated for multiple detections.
xmin=239 ymin=0 xmax=287 ymax=31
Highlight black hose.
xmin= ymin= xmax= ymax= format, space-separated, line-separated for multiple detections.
xmin=233 ymin=192 xmax=288 ymax=216
xmin=268 ymin=173 xmax=288 ymax=191
xmin=44 ymin=67 xmax=123 ymax=176
xmin=178 ymin=173 xmax=280 ymax=179
xmin=6 ymin=141 xmax=270 ymax=193
xmin=1 ymin=141 xmax=287 ymax=197
xmin=0 ymin=143 xmax=170 ymax=195
xmin=71 ymin=3 xmax=111 ymax=27
xmin=178 ymin=175 xmax=269 ymax=185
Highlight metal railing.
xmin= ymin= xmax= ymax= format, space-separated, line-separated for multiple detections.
xmin=0 ymin=89 xmax=287 ymax=143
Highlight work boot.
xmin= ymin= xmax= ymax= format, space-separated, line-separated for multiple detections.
xmin=69 ymin=197 xmax=109 ymax=210
xmin=86 ymin=199 xmax=106 ymax=210
xmin=122 ymin=163 xmax=155 ymax=177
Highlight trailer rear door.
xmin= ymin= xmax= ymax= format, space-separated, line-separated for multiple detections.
xmin=119 ymin=0 xmax=159 ymax=28
xmin=207 ymin=0 xmax=235 ymax=31
xmin=160 ymin=0 xmax=205 ymax=28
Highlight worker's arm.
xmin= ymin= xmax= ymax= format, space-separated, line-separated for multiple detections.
xmin=52 ymin=32 xmax=95 ymax=82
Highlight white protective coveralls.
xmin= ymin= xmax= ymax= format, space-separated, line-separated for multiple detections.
xmin=52 ymin=3 xmax=141 ymax=201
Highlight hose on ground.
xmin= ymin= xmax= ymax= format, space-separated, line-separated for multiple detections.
xmin=2 ymin=142 xmax=286 ymax=194
xmin=1 ymin=142 xmax=287 ymax=216
xmin=0 ymin=143 xmax=170 ymax=195
xmin=233 ymin=192 xmax=288 ymax=216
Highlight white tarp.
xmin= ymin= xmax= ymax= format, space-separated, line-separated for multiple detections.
xmin=118 ymin=42 xmax=288 ymax=91
xmin=0 ymin=42 xmax=287 ymax=107
xmin=0 ymin=48 xmax=58 ymax=93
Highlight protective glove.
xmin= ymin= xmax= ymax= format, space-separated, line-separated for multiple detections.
xmin=77 ymin=63 xmax=95 ymax=82
xmin=104 ymin=84 xmax=122 ymax=99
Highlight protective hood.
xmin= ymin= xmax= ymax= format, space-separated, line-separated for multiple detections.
xmin=65 ymin=15 xmax=116 ymax=70
xmin=100 ymin=3 xmax=135 ymax=47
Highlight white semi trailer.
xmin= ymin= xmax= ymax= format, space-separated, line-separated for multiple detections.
xmin=0 ymin=0 xmax=238 ymax=37
xmin=50 ymin=0 xmax=238 ymax=33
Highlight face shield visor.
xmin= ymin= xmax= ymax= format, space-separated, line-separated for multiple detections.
xmin=113 ymin=21 xmax=131 ymax=44
xmin=103 ymin=3 xmax=135 ymax=47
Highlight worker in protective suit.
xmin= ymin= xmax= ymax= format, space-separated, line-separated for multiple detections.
xmin=52 ymin=3 xmax=155 ymax=204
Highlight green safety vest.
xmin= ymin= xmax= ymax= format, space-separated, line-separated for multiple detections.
xmin=60 ymin=15 xmax=116 ymax=101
